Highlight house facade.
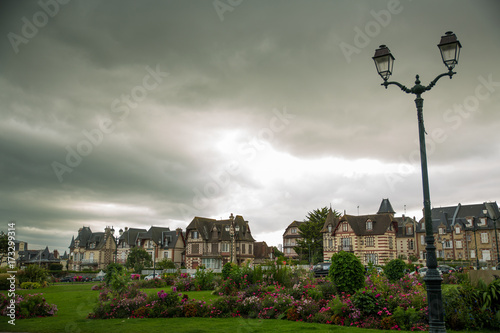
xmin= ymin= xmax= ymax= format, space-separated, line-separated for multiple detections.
xmin=136 ymin=227 xmax=186 ymax=268
xmin=322 ymin=199 xmax=399 ymax=265
xmin=395 ymin=215 xmax=418 ymax=262
xmin=116 ymin=227 xmax=147 ymax=264
xmin=185 ymin=214 xmax=255 ymax=269
xmin=416 ymin=202 xmax=500 ymax=267
xmin=282 ymin=221 xmax=305 ymax=259
xmin=68 ymin=226 xmax=116 ymax=271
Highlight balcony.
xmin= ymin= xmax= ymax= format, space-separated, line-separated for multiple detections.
xmin=338 ymin=245 xmax=354 ymax=252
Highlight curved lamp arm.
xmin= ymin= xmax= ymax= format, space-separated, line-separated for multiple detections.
xmin=381 ymin=69 xmax=456 ymax=96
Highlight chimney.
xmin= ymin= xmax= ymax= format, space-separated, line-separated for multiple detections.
xmin=125 ymin=227 xmax=129 ymax=231
xmin=53 ymin=249 xmax=59 ymax=259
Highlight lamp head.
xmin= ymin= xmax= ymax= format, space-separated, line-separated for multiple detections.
xmin=438 ymin=31 xmax=462 ymax=70
xmin=373 ymin=45 xmax=395 ymax=81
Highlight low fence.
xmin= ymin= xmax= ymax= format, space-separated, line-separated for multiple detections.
xmin=142 ymin=265 xmax=312 ymax=276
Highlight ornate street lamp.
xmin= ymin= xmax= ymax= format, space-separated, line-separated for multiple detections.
xmin=153 ymin=236 xmax=163 ymax=279
xmin=373 ymin=31 xmax=462 ymax=333
xmin=483 ymin=208 xmax=500 ymax=268
xmin=110 ymin=227 xmax=123 ymax=264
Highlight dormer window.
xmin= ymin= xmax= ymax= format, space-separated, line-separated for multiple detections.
xmin=235 ymin=225 xmax=240 ymax=232
xmin=366 ymin=220 xmax=373 ymax=231
xmin=438 ymin=227 xmax=445 ymax=235
xmin=328 ymin=224 xmax=332 ymax=233
xmin=466 ymin=218 xmax=473 ymax=227
xmin=406 ymin=226 xmax=413 ymax=235
xmin=455 ymin=226 xmax=461 ymax=234
xmin=478 ymin=218 xmax=487 ymax=227
xmin=342 ymin=222 xmax=348 ymax=232
xmin=291 ymin=228 xmax=297 ymax=234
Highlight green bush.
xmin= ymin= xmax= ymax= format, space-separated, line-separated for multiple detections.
xmin=194 ymin=268 xmax=215 ymax=290
xmin=384 ymin=258 xmax=406 ymax=282
xmin=17 ymin=265 xmax=48 ymax=285
xmin=351 ymin=289 xmax=378 ymax=315
xmin=0 ymin=273 xmax=16 ymax=290
xmin=222 ymin=262 xmax=237 ymax=280
xmin=391 ymin=306 xmax=420 ymax=330
xmin=104 ymin=263 xmax=129 ymax=293
xmin=20 ymin=282 xmax=42 ymax=289
xmin=329 ymin=251 xmax=364 ymax=294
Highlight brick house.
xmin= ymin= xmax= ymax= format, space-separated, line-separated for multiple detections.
xmin=136 ymin=227 xmax=186 ymax=268
xmin=185 ymin=214 xmax=255 ymax=269
xmin=416 ymin=202 xmax=500 ymax=267
xmin=282 ymin=221 xmax=305 ymax=259
xmin=322 ymin=199 xmax=399 ymax=265
xmin=69 ymin=226 xmax=116 ymax=271
xmin=395 ymin=215 xmax=418 ymax=263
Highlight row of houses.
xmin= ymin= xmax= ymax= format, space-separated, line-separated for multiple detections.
xmin=68 ymin=214 xmax=273 ymax=271
xmin=283 ymin=199 xmax=500 ymax=267
xmin=10 ymin=199 xmax=495 ymax=272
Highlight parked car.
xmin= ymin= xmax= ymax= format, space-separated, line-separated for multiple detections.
xmin=312 ymin=263 xmax=331 ymax=277
xmin=60 ymin=276 xmax=73 ymax=282
xmin=144 ymin=273 xmax=161 ymax=281
xmin=418 ymin=267 xmax=443 ymax=277
xmin=92 ymin=276 xmax=105 ymax=282
xmin=437 ymin=265 xmax=456 ymax=274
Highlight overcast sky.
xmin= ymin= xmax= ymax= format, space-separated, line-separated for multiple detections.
xmin=1 ymin=0 xmax=499 ymax=254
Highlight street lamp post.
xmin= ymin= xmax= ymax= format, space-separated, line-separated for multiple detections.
xmin=483 ymin=209 xmax=500 ymax=268
xmin=154 ymin=236 xmax=163 ymax=278
xmin=373 ymin=31 xmax=462 ymax=333
xmin=110 ymin=227 xmax=123 ymax=264
xmin=472 ymin=218 xmax=480 ymax=270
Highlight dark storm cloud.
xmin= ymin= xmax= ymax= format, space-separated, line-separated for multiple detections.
xmin=0 ymin=0 xmax=499 ymax=251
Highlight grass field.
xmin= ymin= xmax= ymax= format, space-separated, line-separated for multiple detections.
xmin=0 ymin=283 xmax=496 ymax=333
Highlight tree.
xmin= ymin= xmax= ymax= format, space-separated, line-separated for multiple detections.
xmin=0 ymin=232 xmax=8 ymax=263
xmin=157 ymin=258 xmax=176 ymax=270
xmin=294 ymin=207 xmax=340 ymax=264
xmin=329 ymin=251 xmax=365 ymax=294
xmin=125 ymin=247 xmax=152 ymax=273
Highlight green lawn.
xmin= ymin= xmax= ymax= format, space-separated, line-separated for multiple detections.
xmin=1 ymin=283 xmax=497 ymax=333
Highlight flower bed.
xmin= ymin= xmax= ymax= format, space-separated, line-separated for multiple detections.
xmin=0 ymin=293 xmax=58 ymax=319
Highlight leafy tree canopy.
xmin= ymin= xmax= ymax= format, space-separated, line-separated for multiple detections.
xmin=125 ymin=247 xmax=152 ymax=273
xmin=294 ymin=206 xmax=340 ymax=264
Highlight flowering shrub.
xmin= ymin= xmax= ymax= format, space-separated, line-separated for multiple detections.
xmin=0 ymin=293 xmax=57 ymax=319
xmin=173 ymin=274 xmax=196 ymax=292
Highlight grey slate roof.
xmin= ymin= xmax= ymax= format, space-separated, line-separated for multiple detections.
xmin=377 ymin=198 xmax=396 ymax=214
xmin=340 ymin=214 xmax=398 ymax=236
xmin=118 ymin=228 xmax=147 ymax=247
xmin=186 ymin=215 xmax=255 ymax=242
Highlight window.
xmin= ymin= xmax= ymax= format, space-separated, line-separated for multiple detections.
xmin=366 ymin=220 xmax=373 ymax=230
xmin=466 ymin=218 xmax=473 ymax=227
xmin=202 ymin=258 xmax=221 ymax=269
xmin=191 ymin=244 xmax=199 ymax=254
xmin=248 ymin=245 xmax=252 ymax=255
xmin=242 ymin=244 xmax=246 ymax=254
xmin=408 ymin=239 xmax=414 ymax=250
xmin=291 ymin=228 xmax=297 ymax=234
xmin=365 ymin=237 xmax=375 ymax=247
xmin=342 ymin=223 xmax=348 ymax=232
xmin=328 ymin=239 xmax=333 ymax=248
xmin=480 ymin=233 xmax=489 ymax=244
xmin=221 ymin=243 xmax=229 ymax=252
xmin=406 ymin=226 xmax=413 ymax=235
xmin=163 ymin=251 xmax=168 ymax=258
xmin=470 ymin=250 xmax=476 ymax=258
xmin=388 ymin=237 xmax=393 ymax=249
xmin=438 ymin=227 xmax=445 ymax=235
xmin=192 ymin=231 xmax=199 ymax=239
xmin=482 ymin=250 xmax=491 ymax=261
xmin=421 ymin=235 xmax=425 ymax=245
xmin=478 ymin=218 xmax=487 ymax=227
xmin=225 ymin=225 xmax=230 ymax=232
xmin=328 ymin=225 xmax=332 ymax=233
xmin=455 ymin=226 xmax=461 ymax=234
xmin=456 ymin=240 xmax=462 ymax=249
xmin=444 ymin=240 xmax=452 ymax=249
xmin=420 ymin=251 xmax=427 ymax=260
xmin=365 ymin=253 xmax=378 ymax=265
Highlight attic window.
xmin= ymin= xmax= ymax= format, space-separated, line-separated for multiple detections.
xmin=328 ymin=224 xmax=332 ymax=233
xmin=406 ymin=226 xmax=413 ymax=235
xmin=192 ymin=231 xmax=199 ymax=239
xmin=438 ymin=227 xmax=445 ymax=235
xmin=478 ymin=218 xmax=487 ymax=227
xmin=366 ymin=220 xmax=373 ymax=231
xmin=342 ymin=222 xmax=348 ymax=232
xmin=466 ymin=218 xmax=473 ymax=227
